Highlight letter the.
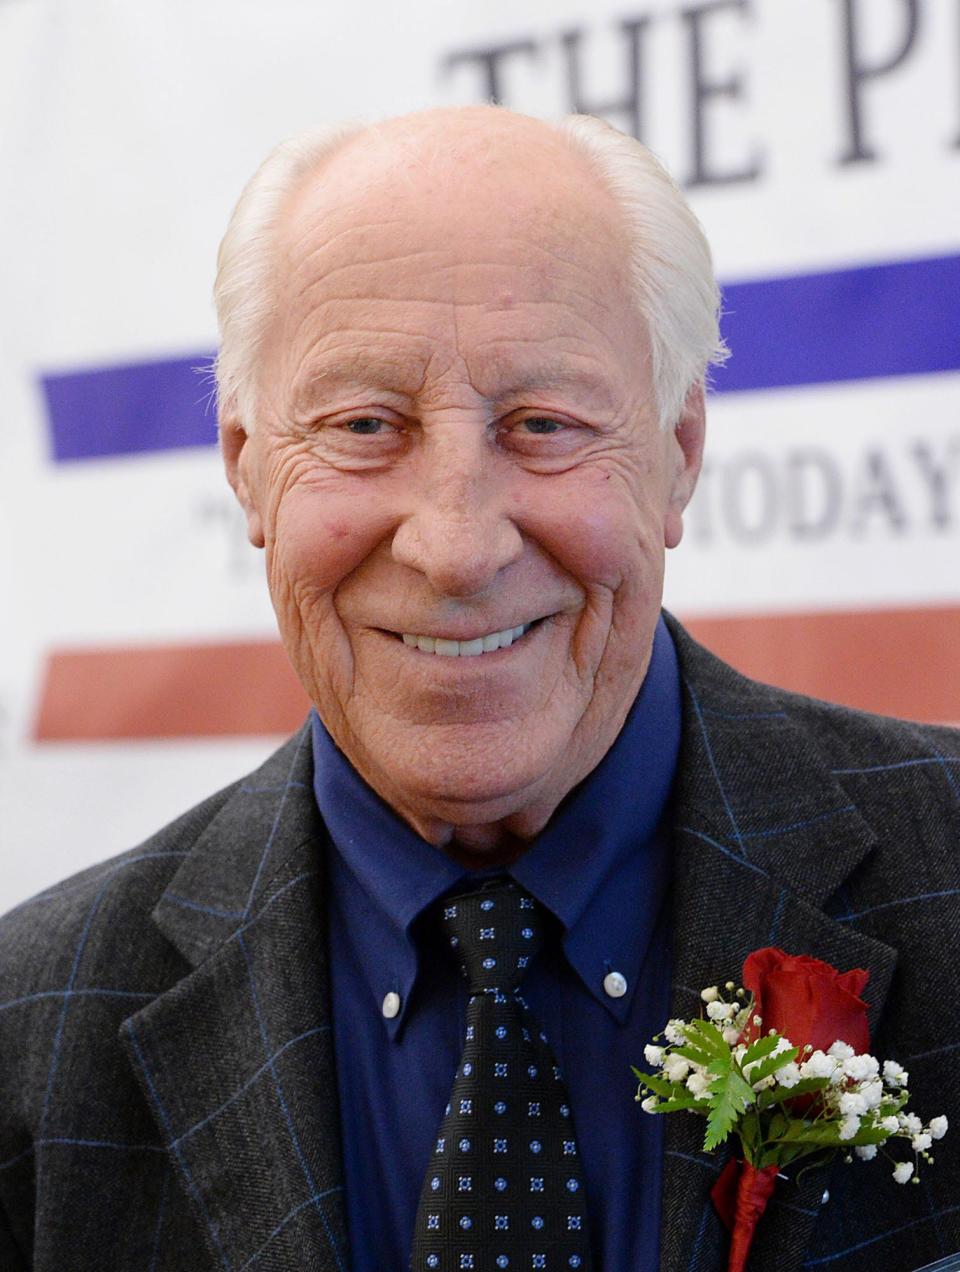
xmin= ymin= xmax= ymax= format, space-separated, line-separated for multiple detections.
xmin=560 ymin=18 xmax=649 ymax=141
xmin=836 ymin=0 xmax=921 ymax=164
xmin=681 ymin=0 xmax=764 ymax=187
xmin=441 ymin=39 xmax=540 ymax=105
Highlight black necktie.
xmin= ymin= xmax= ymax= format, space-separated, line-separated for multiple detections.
xmin=410 ymin=879 xmax=594 ymax=1272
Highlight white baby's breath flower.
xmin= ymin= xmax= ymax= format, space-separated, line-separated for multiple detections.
xmin=800 ymin=1050 xmax=836 ymax=1080
xmin=855 ymin=1144 xmax=878 ymax=1161
xmin=686 ymin=1071 xmax=712 ymax=1098
xmin=640 ymin=1095 xmax=659 ymax=1113
xmin=842 ymin=1054 xmax=880 ymax=1082
xmin=722 ymin=1027 xmax=740 ymax=1045
xmin=912 ymin=1132 xmax=932 ymax=1152
xmin=664 ymin=1020 xmax=686 ymax=1045
xmin=839 ymin=1091 xmax=868 ymax=1117
xmin=828 ymin=1041 xmax=854 ymax=1059
xmin=880 ymin=1116 xmax=899 ymax=1134
xmin=929 ymin=1116 xmax=949 ymax=1140
xmin=900 ymin=1112 xmax=922 ymax=1135
xmin=643 ymin=1044 xmax=665 ymax=1067
xmin=839 ymin=1114 xmax=861 ymax=1140
xmin=752 ymin=1075 xmax=776 ymax=1093
xmin=774 ymin=1062 xmax=802 ymax=1089
xmin=892 ymin=1162 xmax=914 ymax=1184
xmin=772 ymin=1036 xmax=794 ymax=1056
xmin=664 ymin=1055 xmax=690 ymax=1084
xmin=883 ymin=1059 xmax=909 ymax=1088
xmin=706 ymin=1000 xmax=735 ymax=1022
xmin=700 ymin=986 xmax=720 ymax=1003
xmin=859 ymin=1079 xmax=884 ymax=1110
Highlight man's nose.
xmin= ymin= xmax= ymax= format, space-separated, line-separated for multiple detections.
xmin=390 ymin=441 xmax=524 ymax=598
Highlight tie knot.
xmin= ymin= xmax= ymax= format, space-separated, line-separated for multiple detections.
xmin=438 ymin=880 xmax=544 ymax=994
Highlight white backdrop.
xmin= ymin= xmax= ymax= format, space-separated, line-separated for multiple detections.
xmin=2 ymin=0 xmax=959 ymax=911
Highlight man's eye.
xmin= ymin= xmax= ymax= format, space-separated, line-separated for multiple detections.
xmin=520 ymin=417 xmax=562 ymax=435
xmin=346 ymin=417 xmax=392 ymax=435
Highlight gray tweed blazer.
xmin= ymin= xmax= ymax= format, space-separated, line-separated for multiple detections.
xmin=1 ymin=617 xmax=958 ymax=1271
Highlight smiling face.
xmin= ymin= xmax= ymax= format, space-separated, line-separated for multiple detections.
xmin=222 ymin=112 xmax=704 ymax=856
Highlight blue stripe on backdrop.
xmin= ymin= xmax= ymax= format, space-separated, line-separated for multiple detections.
xmin=43 ymin=353 xmax=218 ymax=462
xmin=40 ymin=252 xmax=960 ymax=463
xmin=712 ymin=253 xmax=960 ymax=393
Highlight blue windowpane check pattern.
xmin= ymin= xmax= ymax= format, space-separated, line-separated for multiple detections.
xmin=411 ymin=881 xmax=592 ymax=1272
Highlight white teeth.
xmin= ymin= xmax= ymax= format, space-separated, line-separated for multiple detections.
xmin=400 ymin=622 xmax=535 ymax=656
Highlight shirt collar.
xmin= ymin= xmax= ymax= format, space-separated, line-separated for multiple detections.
xmin=312 ymin=615 xmax=681 ymax=1035
xmin=509 ymin=617 xmax=679 ymax=1020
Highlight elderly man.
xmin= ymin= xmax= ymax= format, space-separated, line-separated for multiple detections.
xmin=1 ymin=107 xmax=958 ymax=1272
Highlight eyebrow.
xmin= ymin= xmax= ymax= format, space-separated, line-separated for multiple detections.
xmin=293 ymin=352 xmax=621 ymax=411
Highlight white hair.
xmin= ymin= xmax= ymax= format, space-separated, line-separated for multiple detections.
xmin=213 ymin=110 xmax=727 ymax=433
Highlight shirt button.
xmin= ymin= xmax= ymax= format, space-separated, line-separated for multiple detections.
xmin=603 ymin=971 xmax=627 ymax=999
xmin=382 ymin=991 xmax=401 ymax=1019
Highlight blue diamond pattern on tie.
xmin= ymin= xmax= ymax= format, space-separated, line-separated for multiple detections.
xmin=410 ymin=880 xmax=593 ymax=1271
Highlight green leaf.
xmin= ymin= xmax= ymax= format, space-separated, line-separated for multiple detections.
xmin=742 ymin=1034 xmax=783 ymax=1067
xmin=766 ymin=1111 xmax=789 ymax=1141
xmin=685 ymin=1019 xmax=730 ymax=1059
xmin=796 ymin=1121 xmax=874 ymax=1148
xmin=656 ymin=1096 xmax=706 ymax=1113
xmin=757 ymin=1076 xmax=829 ymax=1110
xmin=739 ymin=1115 xmax=761 ymax=1158
xmin=844 ymin=1124 xmax=889 ymax=1147
xmin=671 ymin=1044 xmax=715 ymax=1068
xmin=703 ymin=1067 xmax=756 ymax=1151
xmin=759 ymin=1142 xmax=832 ymax=1171
xmin=775 ymin=1118 xmax=889 ymax=1150
xmin=634 ymin=1072 xmax=679 ymax=1099
xmin=748 ymin=1046 xmax=800 ymax=1086
xmin=707 ymin=1052 xmax=734 ymax=1079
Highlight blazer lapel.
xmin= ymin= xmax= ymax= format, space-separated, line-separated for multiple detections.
xmin=120 ymin=725 xmax=350 ymax=1272
xmin=659 ymin=619 xmax=898 ymax=1272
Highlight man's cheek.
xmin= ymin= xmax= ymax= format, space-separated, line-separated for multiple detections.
xmin=264 ymin=506 xmax=369 ymax=615
xmin=542 ymin=498 xmax=656 ymax=594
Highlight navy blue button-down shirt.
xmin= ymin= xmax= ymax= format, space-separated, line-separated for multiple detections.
xmin=313 ymin=617 xmax=681 ymax=1271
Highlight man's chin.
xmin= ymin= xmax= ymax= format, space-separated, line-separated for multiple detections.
xmin=359 ymin=729 xmax=574 ymax=838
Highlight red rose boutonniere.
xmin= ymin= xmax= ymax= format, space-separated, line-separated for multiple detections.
xmin=633 ymin=947 xmax=948 ymax=1272
xmin=742 ymin=947 xmax=870 ymax=1055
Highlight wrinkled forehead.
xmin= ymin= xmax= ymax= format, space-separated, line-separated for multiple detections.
xmin=274 ymin=115 xmax=633 ymax=301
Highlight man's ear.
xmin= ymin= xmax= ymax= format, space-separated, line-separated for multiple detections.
xmin=219 ymin=412 xmax=265 ymax=549
xmin=663 ymin=382 xmax=706 ymax=550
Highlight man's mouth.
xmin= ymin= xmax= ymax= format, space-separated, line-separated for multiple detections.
xmin=397 ymin=620 xmax=539 ymax=657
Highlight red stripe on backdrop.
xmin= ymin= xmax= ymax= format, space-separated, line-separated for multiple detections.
xmin=682 ymin=604 xmax=960 ymax=725
xmin=33 ymin=604 xmax=960 ymax=740
xmin=33 ymin=640 xmax=311 ymax=740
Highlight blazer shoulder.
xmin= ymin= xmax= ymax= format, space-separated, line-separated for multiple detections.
xmin=667 ymin=610 xmax=960 ymax=770
xmin=774 ymin=683 xmax=960 ymax=769
xmin=0 ymin=776 xmax=240 ymax=1003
